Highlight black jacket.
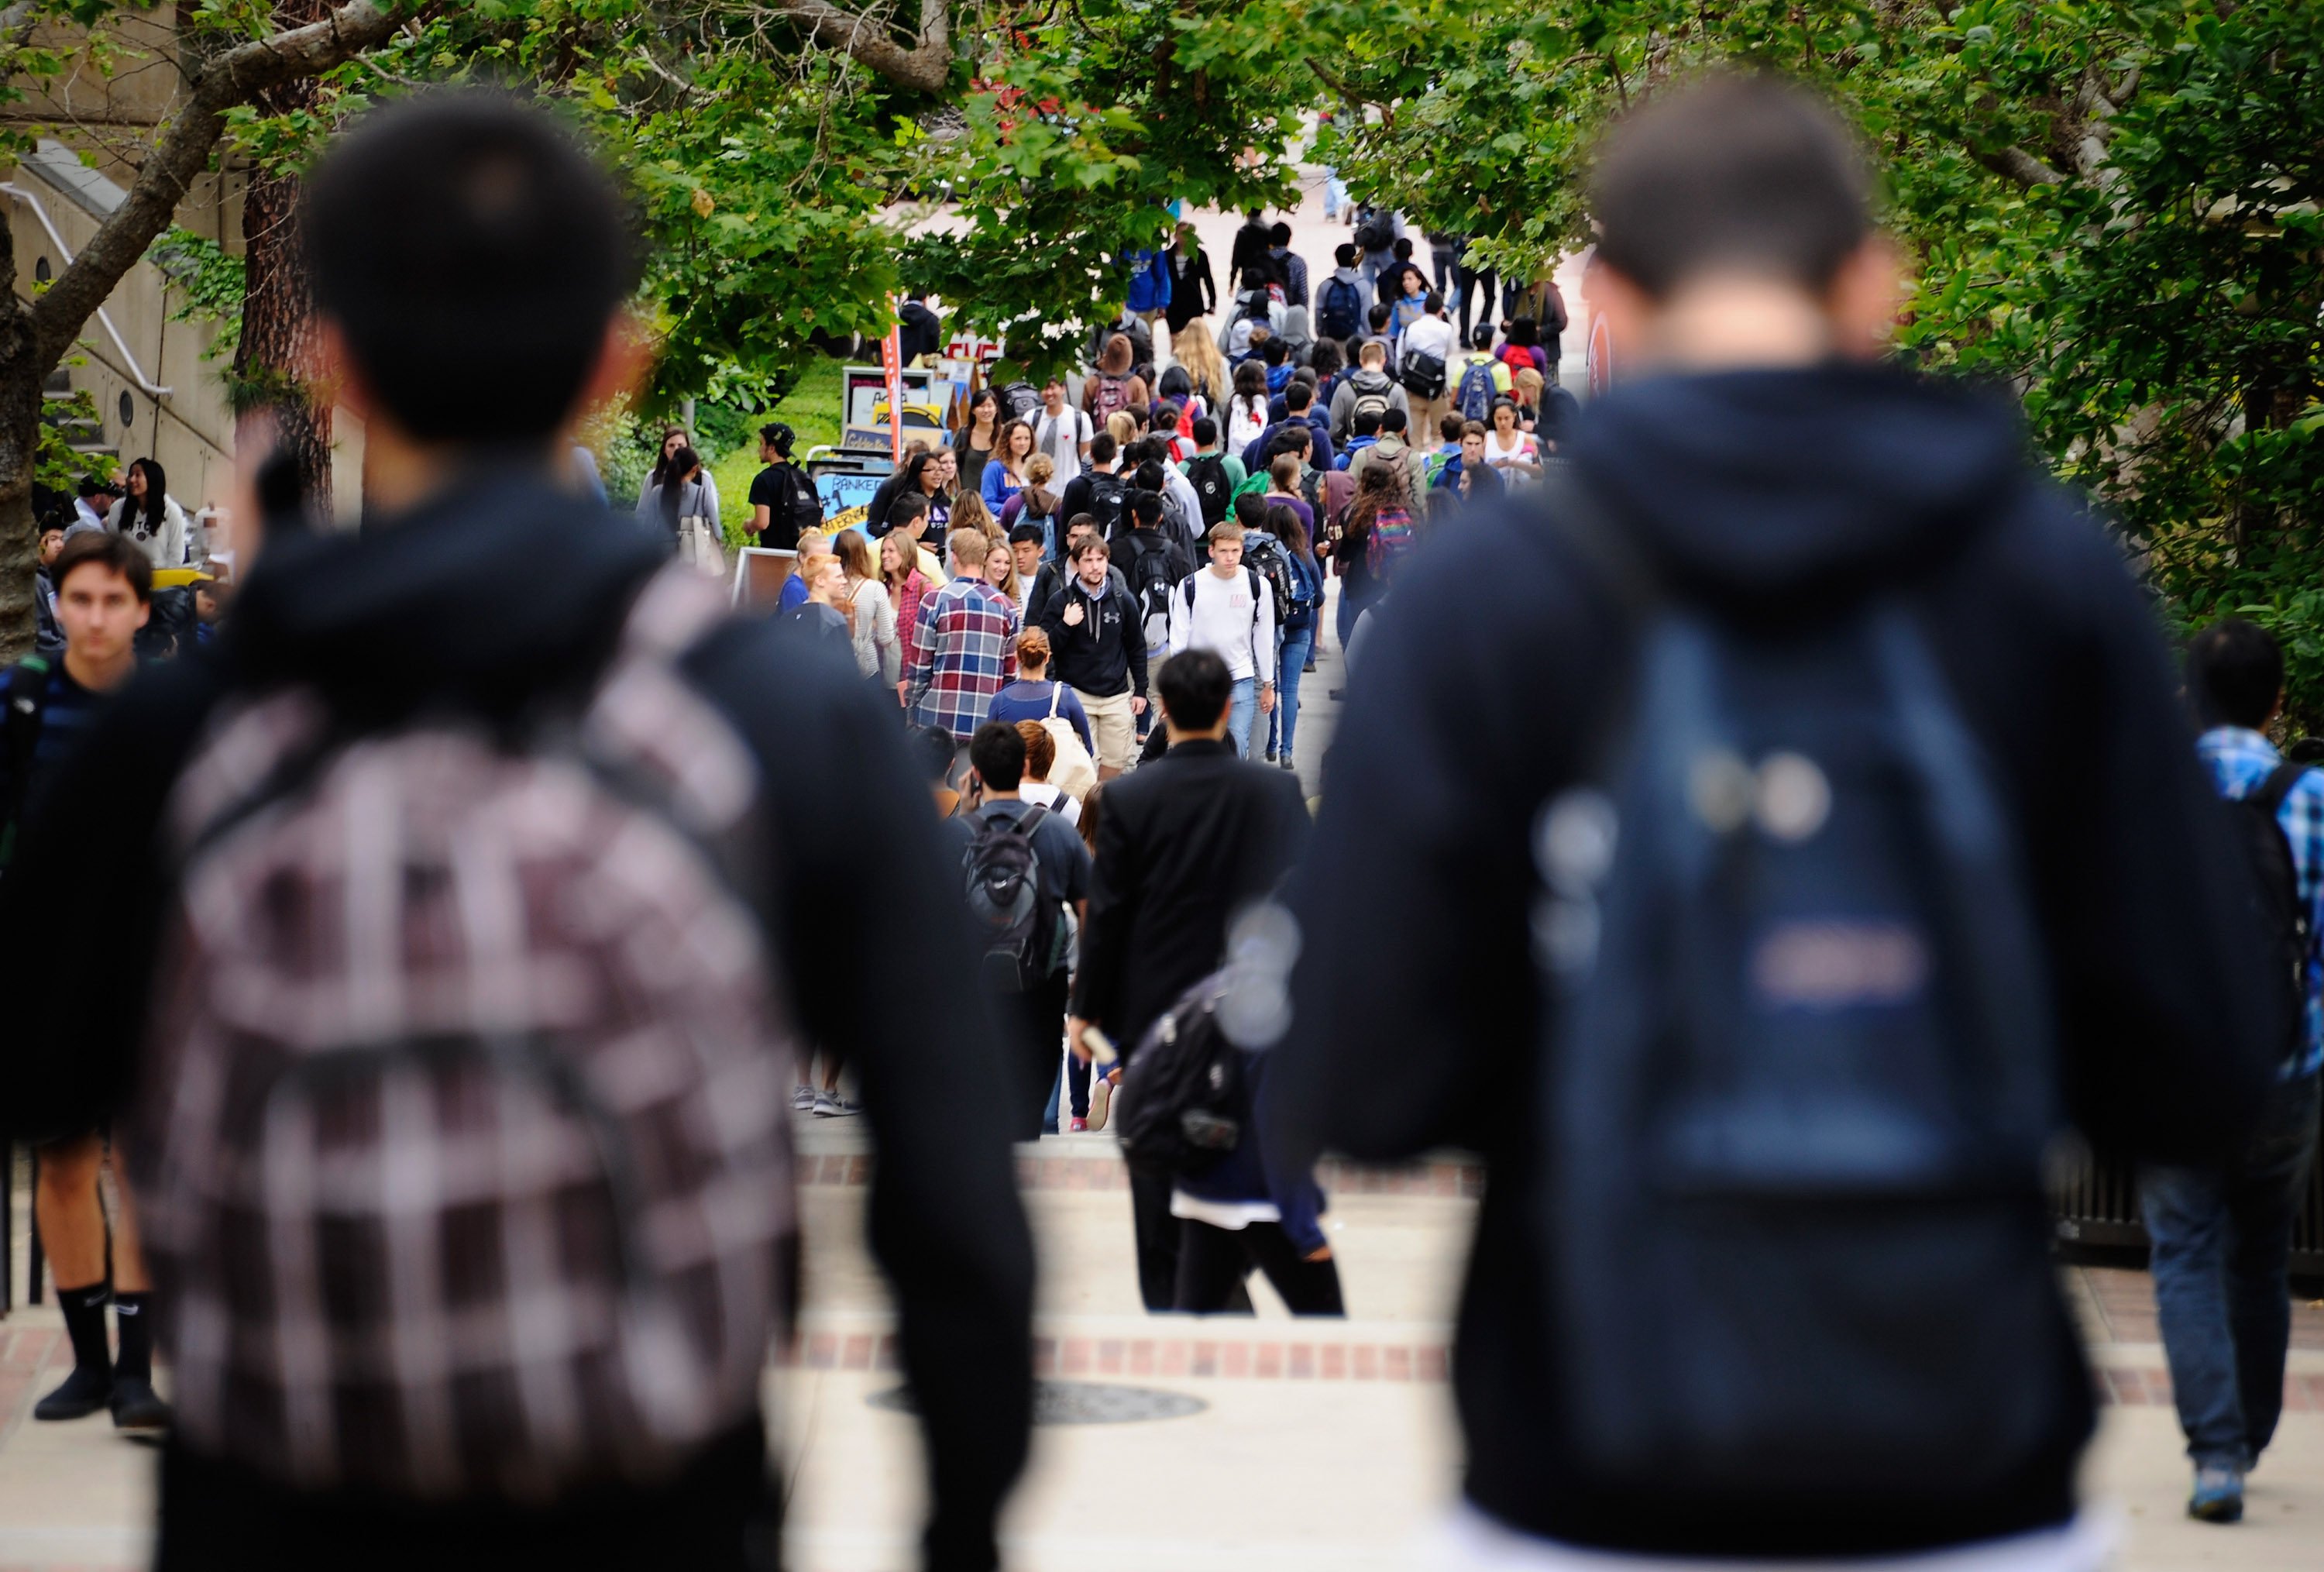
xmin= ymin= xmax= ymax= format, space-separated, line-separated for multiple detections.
xmin=1072 ymin=738 xmax=1308 ymax=1052
xmin=1036 ymin=573 xmax=1147 ymax=700
xmin=1282 ymin=363 xmax=2279 ymax=1557
xmin=1164 ymin=244 xmax=1217 ymax=333
xmin=0 ymin=473 xmax=1035 ymax=1572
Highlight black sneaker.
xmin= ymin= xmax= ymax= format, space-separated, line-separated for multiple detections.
xmin=1263 ymin=745 xmax=1278 ymax=762
xmin=33 ymin=1365 xmax=112 ymax=1421
xmin=110 ymin=1375 xmax=172 ymax=1434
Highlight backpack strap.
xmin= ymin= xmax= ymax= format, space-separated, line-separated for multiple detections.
xmin=2253 ymin=758 xmax=2309 ymax=819
xmin=1047 ymin=680 xmax=1064 ymax=721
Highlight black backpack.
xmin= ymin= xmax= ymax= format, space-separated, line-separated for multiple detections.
xmin=1240 ymin=532 xmax=1294 ymax=625
xmin=1185 ymin=453 xmax=1232 ymax=528
xmin=1353 ymin=210 xmax=1394 ymax=253
xmin=1318 ymin=276 xmax=1363 ymax=342
xmin=1 ymin=655 xmax=52 ymax=867
xmin=1126 ymin=534 xmax=1181 ymax=642
xmin=964 ymin=805 xmax=1061 ymax=992
xmin=1116 ymin=972 xmax=1246 ymax=1179
xmin=1541 ymin=491 xmax=2064 ymax=1508
xmin=2232 ymin=761 xmax=2311 ymax=1059
xmin=1085 ymin=470 xmax=1129 ymax=536
xmin=136 ymin=586 xmax=197 ymax=662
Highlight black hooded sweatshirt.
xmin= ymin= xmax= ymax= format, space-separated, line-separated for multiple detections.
xmin=1283 ymin=363 xmax=2279 ymax=1557
xmin=0 ymin=473 xmax=1035 ymax=1572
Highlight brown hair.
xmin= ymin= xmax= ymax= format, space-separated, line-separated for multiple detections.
xmin=1076 ymin=781 xmax=1103 ymax=857
xmin=1015 ymin=626 xmax=1052 ymax=672
xmin=834 ymin=528 xmax=876 ymax=583
xmin=947 ymin=528 xmax=992 ymax=569
xmin=1269 ymin=453 xmax=1301 ymax=493
xmin=52 ymin=531 xmax=153 ymax=604
xmin=1015 ymin=719 xmax=1056 ymax=782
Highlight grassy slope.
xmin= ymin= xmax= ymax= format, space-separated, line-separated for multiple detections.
xmin=710 ymin=358 xmax=846 ymax=536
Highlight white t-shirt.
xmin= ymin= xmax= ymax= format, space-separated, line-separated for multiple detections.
xmin=1485 ymin=428 xmax=1540 ymax=476
xmin=1168 ymin=563 xmax=1277 ymax=682
xmin=1401 ymin=312 xmax=1459 ymax=375
xmin=1019 ymin=779 xmax=1082 ymax=827
xmin=1033 ymin=408 xmax=1093 ymax=487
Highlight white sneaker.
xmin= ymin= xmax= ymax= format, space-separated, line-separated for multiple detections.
xmin=1087 ymin=1076 xmax=1112 ymax=1132
xmin=793 ymin=1085 xmax=816 ymax=1113
xmin=813 ymin=1090 xmax=862 ymax=1118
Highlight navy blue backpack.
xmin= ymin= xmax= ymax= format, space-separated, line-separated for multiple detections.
xmin=1535 ymin=504 xmax=2066 ymax=1505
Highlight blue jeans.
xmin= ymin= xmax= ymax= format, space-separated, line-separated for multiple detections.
xmin=1269 ymin=624 xmax=1315 ymax=757
xmin=1323 ymin=170 xmax=1348 ymax=218
xmin=1226 ymin=676 xmax=1258 ymax=758
xmin=2140 ymin=1071 xmax=2322 ymax=1469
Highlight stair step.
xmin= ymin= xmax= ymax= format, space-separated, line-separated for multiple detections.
xmin=41 ymin=369 xmax=71 ymax=396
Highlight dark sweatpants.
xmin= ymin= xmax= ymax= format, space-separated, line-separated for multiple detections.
xmin=996 ymin=973 xmax=1071 ymax=1144
xmin=1174 ymin=1219 xmax=1346 ymax=1316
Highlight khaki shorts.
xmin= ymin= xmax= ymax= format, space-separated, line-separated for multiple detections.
xmin=1075 ymin=686 xmax=1138 ymax=771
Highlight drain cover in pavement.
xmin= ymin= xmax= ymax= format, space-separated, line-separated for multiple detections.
xmin=868 ymin=1379 xmax=1207 ymax=1425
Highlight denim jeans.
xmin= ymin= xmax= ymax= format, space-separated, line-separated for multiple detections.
xmin=1269 ymin=624 xmax=1315 ymax=757
xmin=2140 ymin=1071 xmax=2322 ymax=1468
xmin=1226 ymin=676 xmax=1258 ymax=758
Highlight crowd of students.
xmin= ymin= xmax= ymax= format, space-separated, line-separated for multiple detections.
xmin=2 ymin=74 xmax=2318 ymax=1572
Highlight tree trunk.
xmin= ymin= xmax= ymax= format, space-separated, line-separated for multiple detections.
xmin=0 ymin=218 xmax=45 ymax=664
xmin=231 ymin=0 xmax=333 ymax=526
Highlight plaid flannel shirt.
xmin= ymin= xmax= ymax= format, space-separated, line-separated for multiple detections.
xmin=2198 ymin=725 xmax=2324 ymax=1079
xmin=906 ymin=575 xmax=1019 ymax=741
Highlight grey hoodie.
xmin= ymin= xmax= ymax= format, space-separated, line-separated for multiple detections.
xmin=1330 ymin=366 xmax=1412 ymax=444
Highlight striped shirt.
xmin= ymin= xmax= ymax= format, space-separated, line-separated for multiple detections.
xmin=2198 ymin=725 xmax=2324 ymax=1079
xmin=905 ymin=576 xmax=1019 ymax=741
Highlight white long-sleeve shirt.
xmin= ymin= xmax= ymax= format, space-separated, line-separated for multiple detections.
xmin=1167 ymin=562 xmax=1276 ymax=683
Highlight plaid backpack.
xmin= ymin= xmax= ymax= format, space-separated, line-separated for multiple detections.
xmin=1367 ymin=503 xmax=1418 ymax=579
xmin=130 ymin=564 xmax=798 ymax=1501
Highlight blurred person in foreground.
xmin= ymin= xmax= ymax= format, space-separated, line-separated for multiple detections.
xmin=0 ymin=91 xmax=1033 ymax=1572
xmin=1281 ymin=73 xmax=2279 ymax=1569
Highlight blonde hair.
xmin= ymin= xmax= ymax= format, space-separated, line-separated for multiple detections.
xmin=1515 ymin=366 xmax=1545 ymax=397
xmin=1105 ymin=410 xmax=1137 ymax=449
xmin=1015 ymin=720 xmax=1056 ymax=781
xmin=1026 ymin=453 xmax=1057 ymax=487
xmin=952 ymin=491 xmax=996 ymax=541
xmin=947 ymin=528 xmax=992 ymax=569
xmin=795 ymin=528 xmax=832 ymax=558
xmin=1173 ymin=322 xmax=1228 ymax=405
xmin=1015 ymin=626 xmax=1053 ymax=671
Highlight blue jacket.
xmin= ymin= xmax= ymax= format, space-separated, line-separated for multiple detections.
xmin=1430 ymin=452 xmax=1507 ymax=501
xmin=1173 ymin=1047 xmax=1329 ymax=1254
xmin=1124 ymin=249 xmax=1174 ymax=315
xmin=1241 ymin=411 xmax=1334 ymax=475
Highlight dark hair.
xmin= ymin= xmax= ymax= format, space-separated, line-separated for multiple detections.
xmin=1070 ymin=529 xmax=1110 ymax=561
xmin=913 ymin=724 xmax=960 ymax=786
xmin=303 ymin=91 xmax=638 ymax=443
xmin=1232 ymin=493 xmax=1268 ymax=531
xmin=75 ymin=474 xmax=115 ymax=500
xmin=1261 ymin=337 xmax=1289 ymax=368
xmin=1284 ymin=381 xmax=1314 ymax=414
xmin=969 ymin=721 xmax=1027 ymax=793
xmin=657 ymin=445 xmax=703 ymax=531
xmin=1233 ymin=360 xmax=1267 ymax=401
xmin=1265 ymin=501 xmax=1309 ymax=556
xmin=1241 ymin=266 xmax=1274 ymax=293
xmin=1380 ymin=408 xmax=1408 ymax=434
xmin=1462 ymin=419 xmax=1490 ymax=440
xmin=1008 ymin=522 xmax=1046 ymax=547
xmin=761 ymin=421 xmax=796 ymax=456
xmin=966 ymin=387 xmax=1001 ymax=428
xmin=52 ymin=530 xmax=153 ymax=604
xmin=1441 ymin=412 xmax=1467 ymax=442
xmin=1191 ymin=415 xmax=1219 ymax=446
xmin=1268 ymin=221 xmax=1292 ymax=246
xmin=1158 ymin=364 xmax=1194 ymax=404
xmin=2187 ymin=618 xmax=2285 ymax=731
xmin=1310 ymin=340 xmax=1344 ymax=379
xmin=1505 ymin=317 xmax=1539 ymax=348
xmin=1334 ymin=242 xmax=1357 ymax=267
xmin=1157 ymin=649 xmax=1232 ymax=732
xmin=1589 ymin=71 xmax=1873 ymax=298
xmin=1424 ymin=291 xmax=1443 ymax=313
xmin=1128 ymin=489 xmax=1163 ymax=528
xmin=1353 ymin=408 xmax=1383 ymax=438
xmin=1392 ymin=238 xmax=1413 ymax=260
xmin=1271 ymin=428 xmax=1311 ymax=459
xmin=119 ymin=457 xmax=169 ymax=542
xmin=648 ymin=425 xmax=691 ymax=490
xmin=1133 ymin=459 xmax=1168 ymax=494
xmin=891 ymin=491 xmax=932 ymax=528
xmin=1367 ymin=301 xmax=1392 ymax=331
xmin=1472 ymin=324 xmax=1497 ymax=351
xmin=1089 ymin=431 xmax=1118 ymax=466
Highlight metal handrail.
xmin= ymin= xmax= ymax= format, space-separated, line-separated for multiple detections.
xmin=0 ymin=181 xmax=173 ymax=397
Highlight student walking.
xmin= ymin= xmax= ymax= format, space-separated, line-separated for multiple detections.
xmin=1166 ymin=519 xmax=1277 ymax=758
xmin=1036 ymin=533 xmax=1150 ymax=779
xmin=0 ymin=92 xmax=1034 ymax=1572
xmin=2154 ymin=617 xmax=2324 ymax=1522
xmin=906 ymin=528 xmax=1022 ymax=741
xmin=2 ymin=532 xmax=171 ymax=1434
xmin=1281 ymin=75 xmax=2279 ymax=1570
xmin=1068 ymin=649 xmax=1311 ymax=1311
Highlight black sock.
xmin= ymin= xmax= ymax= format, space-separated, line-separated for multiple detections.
xmin=112 ymin=1292 xmax=153 ymax=1384
xmin=57 ymin=1281 xmax=112 ymax=1378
